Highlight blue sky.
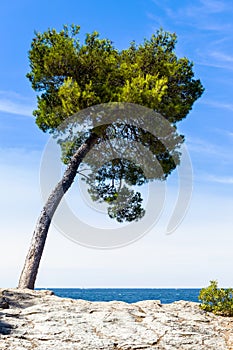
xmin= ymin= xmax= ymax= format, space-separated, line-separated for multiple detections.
xmin=0 ymin=0 xmax=233 ymax=288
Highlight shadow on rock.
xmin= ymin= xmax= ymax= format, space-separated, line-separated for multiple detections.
xmin=1 ymin=289 xmax=43 ymax=309
xmin=0 ymin=319 xmax=14 ymax=335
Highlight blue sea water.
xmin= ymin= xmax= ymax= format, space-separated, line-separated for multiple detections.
xmin=44 ymin=288 xmax=201 ymax=304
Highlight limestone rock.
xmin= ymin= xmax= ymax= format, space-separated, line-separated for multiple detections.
xmin=0 ymin=288 xmax=233 ymax=349
xmin=0 ymin=297 xmax=9 ymax=310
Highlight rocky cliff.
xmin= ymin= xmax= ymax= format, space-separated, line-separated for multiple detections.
xmin=0 ymin=288 xmax=233 ymax=349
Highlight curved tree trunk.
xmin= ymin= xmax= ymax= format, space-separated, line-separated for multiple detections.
xmin=18 ymin=132 xmax=98 ymax=290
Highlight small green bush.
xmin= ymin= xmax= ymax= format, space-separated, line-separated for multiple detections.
xmin=198 ymin=280 xmax=233 ymax=317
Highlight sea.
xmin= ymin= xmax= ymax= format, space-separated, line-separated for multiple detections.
xmin=40 ymin=288 xmax=201 ymax=304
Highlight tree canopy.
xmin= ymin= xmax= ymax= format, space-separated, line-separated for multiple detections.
xmin=28 ymin=25 xmax=204 ymax=131
xmin=27 ymin=25 xmax=204 ymax=222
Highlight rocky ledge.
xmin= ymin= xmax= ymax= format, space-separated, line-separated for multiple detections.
xmin=0 ymin=288 xmax=233 ymax=350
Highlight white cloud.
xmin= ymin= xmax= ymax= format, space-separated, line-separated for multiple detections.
xmin=200 ymin=99 xmax=233 ymax=111
xmin=210 ymin=51 xmax=233 ymax=63
xmin=0 ymin=90 xmax=35 ymax=116
xmin=187 ymin=136 xmax=230 ymax=159
xmin=213 ymin=128 xmax=233 ymax=138
xmin=197 ymin=60 xmax=233 ymax=70
xmin=151 ymin=0 xmax=233 ymax=32
xmin=199 ymin=23 xmax=232 ymax=31
xmin=150 ymin=0 xmax=233 ymax=75
xmin=164 ymin=3 xmax=219 ymax=21
xmin=207 ymin=175 xmax=233 ymax=184
xmin=199 ymin=0 xmax=229 ymax=13
xmin=146 ymin=12 xmax=165 ymax=28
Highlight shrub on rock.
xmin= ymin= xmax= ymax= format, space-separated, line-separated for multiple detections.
xmin=199 ymin=280 xmax=233 ymax=317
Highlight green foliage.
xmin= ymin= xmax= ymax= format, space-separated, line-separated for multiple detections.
xmin=27 ymin=25 xmax=204 ymax=222
xmin=85 ymin=158 xmax=146 ymax=222
xmin=27 ymin=25 xmax=204 ymax=132
xmin=198 ymin=281 xmax=233 ymax=317
xmin=107 ymin=186 xmax=145 ymax=223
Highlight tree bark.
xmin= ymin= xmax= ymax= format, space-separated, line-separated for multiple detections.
xmin=18 ymin=132 xmax=99 ymax=290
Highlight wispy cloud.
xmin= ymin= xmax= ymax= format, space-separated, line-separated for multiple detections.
xmin=199 ymin=0 xmax=229 ymax=13
xmin=213 ymin=128 xmax=233 ymax=138
xmin=150 ymin=0 xmax=233 ymax=71
xmin=196 ymin=60 xmax=233 ymax=71
xmin=0 ymin=91 xmax=34 ymax=117
xmin=151 ymin=0 xmax=233 ymax=31
xmin=200 ymin=99 xmax=233 ymax=112
xmin=187 ymin=137 xmax=222 ymax=157
xmin=163 ymin=1 xmax=230 ymax=25
xmin=207 ymin=175 xmax=233 ymax=184
xmin=199 ymin=23 xmax=232 ymax=31
xmin=146 ymin=12 xmax=165 ymax=28
xmin=187 ymin=136 xmax=233 ymax=162
xmin=210 ymin=51 xmax=233 ymax=63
